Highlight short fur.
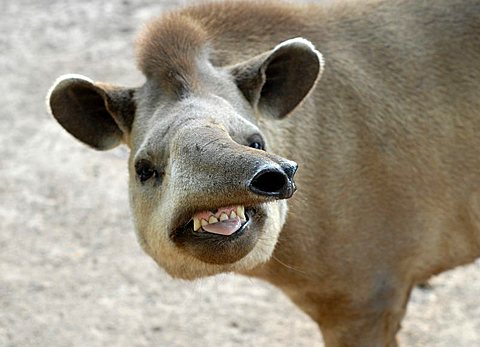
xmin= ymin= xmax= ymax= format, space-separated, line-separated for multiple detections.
xmin=48 ymin=0 xmax=480 ymax=346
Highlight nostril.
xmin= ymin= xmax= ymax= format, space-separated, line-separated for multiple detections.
xmin=282 ymin=161 xmax=298 ymax=180
xmin=249 ymin=168 xmax=289 ymax=197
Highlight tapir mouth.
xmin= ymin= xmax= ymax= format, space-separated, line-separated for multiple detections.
xmin=171 ymin=204 xmax=264 ymax=265
xmin=178 ymin=205 xmax=256 ymax=238
xmin=192 ymin=205 xmax=248 ymax=236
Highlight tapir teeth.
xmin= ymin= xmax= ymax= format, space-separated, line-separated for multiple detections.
xmin=237 ymin=206 xmax=246 ymax=221
xmin=193 ymin=217 xmax=201 ymax=231
xmin=220 ymin=213 xmax=228 ymax=221
xmin=192 ymin=205 xmax=247 ymax=231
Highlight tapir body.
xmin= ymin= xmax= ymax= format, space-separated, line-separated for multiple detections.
xmin=48 ymin=0 xmax=480 ymax=346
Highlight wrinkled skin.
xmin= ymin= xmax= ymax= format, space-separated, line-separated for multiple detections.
xmin=48 ymin=1 xmax=480 ymax=346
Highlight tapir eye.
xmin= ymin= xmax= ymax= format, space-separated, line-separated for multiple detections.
xmin=247 ymin=134 xmax=265 ymax=151
xmin=135 ymin=159 xmax=157 ymax=183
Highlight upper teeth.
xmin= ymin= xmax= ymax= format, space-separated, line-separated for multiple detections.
xmin=193 ymin=205 xmax=246 ymax=232
xmin=220 ymin=213 xmax=228 ymax=221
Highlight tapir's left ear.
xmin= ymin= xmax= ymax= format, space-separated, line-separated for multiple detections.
xmin=47 ymin=74 xmax=136 ymax=150
xmin=230 ymin=37 xmax=324 ymax=119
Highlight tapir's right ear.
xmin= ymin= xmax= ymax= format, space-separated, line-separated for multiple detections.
xmin=47 ymin=74 xmax=135 ymax=150
xmin=229 ymin=38 xmax=324 ymax=119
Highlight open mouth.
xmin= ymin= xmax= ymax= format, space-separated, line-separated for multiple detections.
xmin=183 ymin=205 xmax=255 ymax=237
xmin=171 ymin=204 xmax=264 ymax=265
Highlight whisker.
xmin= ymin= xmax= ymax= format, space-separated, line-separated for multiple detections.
xmin=271 ymin=254 xmax=310 ymax=277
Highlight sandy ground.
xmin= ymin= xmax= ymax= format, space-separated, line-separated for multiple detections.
xmin=1 ymin=1 xmax=479 ymax=346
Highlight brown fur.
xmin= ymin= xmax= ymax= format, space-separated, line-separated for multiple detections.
xmin=136 ymin=13 xmax=209 ymax=96
xmin=48 ymin=0 xmax=480 ymax=346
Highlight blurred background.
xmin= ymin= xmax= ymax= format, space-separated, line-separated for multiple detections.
xmin=1 ymin=0 xmax=479 ymax=346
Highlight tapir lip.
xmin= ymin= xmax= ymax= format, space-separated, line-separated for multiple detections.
xmin=169 ymin=205 xmax=265 ymax=265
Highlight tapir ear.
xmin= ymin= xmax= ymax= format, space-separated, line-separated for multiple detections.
xmin=230 ymin=37 xmax=324 ymax=119
xmin=47 ymin=74 xmax=136 ymax=150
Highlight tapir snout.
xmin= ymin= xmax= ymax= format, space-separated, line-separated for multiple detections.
xmin=170 ymin=123 xmax=298 ymax=209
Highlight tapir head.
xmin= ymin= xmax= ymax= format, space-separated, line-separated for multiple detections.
xmin=47 ymin=16 xmax=323 ymax=279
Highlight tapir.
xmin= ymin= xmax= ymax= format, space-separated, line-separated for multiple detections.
xmin=47 ymin=0 xmax=480 ymax=345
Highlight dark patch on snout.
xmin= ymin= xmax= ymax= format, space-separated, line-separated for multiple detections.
xmin=171 ymin=207 xmax=265 ymax=265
